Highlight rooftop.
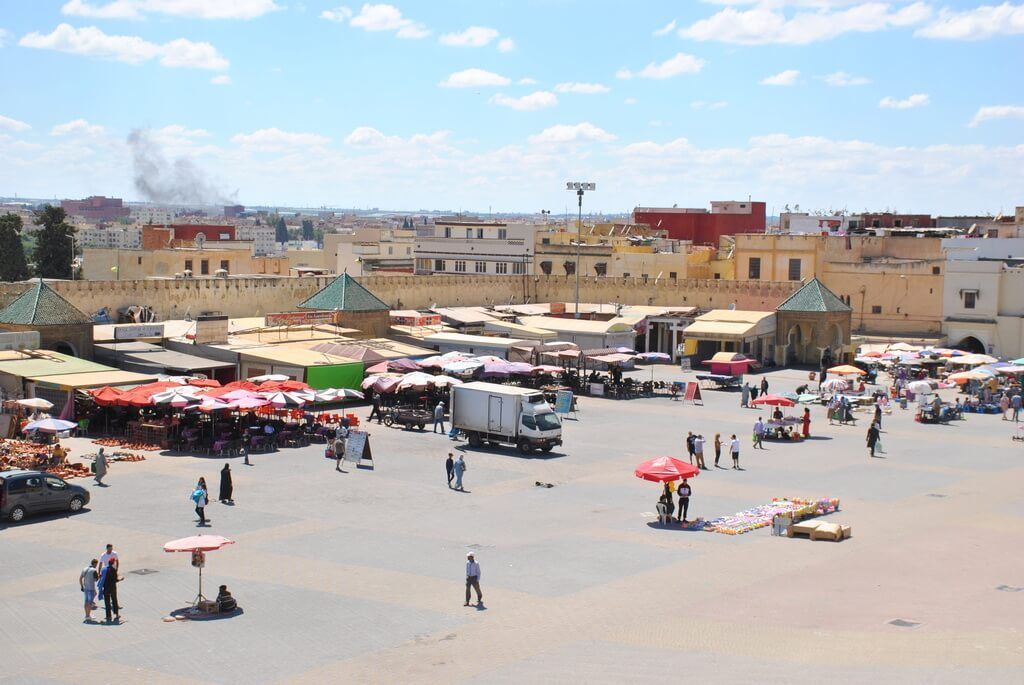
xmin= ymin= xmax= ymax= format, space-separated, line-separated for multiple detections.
xmin=297 ymin=273 xmax=389 ymax=312
xmin=0 ymin=280 xmax=92 ymax=327
xmin=776 ymin=278 xmax=852 ymax=313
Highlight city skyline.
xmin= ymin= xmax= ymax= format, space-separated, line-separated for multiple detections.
xmin=1 ymin=1 xmax=1023 ymax=213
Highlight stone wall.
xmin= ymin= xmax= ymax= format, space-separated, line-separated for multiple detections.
xmin=0 ymin=275 xmax=797 ymax=322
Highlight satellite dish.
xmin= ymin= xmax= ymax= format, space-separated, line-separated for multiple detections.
xmin=195 ymin=232 xmax=206 ymax=249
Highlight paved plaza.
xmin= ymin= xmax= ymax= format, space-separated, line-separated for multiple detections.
xmin=3 ymin=365 xmax=1024 ymax=684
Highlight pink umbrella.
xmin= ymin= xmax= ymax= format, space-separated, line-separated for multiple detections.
xmin=222 ymin=389 xmax=260 ymax=401
xmin=507 ymin=362 xmax=536 ymax=375
xmin=164 ymin=535 xmax=235 ymax=607
xmin=233 ymin=397 xmax=269 ymax=410
xmin=532 ymin=365 xmax=564 ymax=375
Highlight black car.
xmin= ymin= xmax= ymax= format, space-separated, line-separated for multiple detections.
xmin=0 ymin=470 xmax=90 ymax=522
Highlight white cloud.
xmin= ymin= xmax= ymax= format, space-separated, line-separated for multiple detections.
xmin=210 ymin=74 xmax=231 ymax=85
xmin=231 ymin=128 xmax=330 ymax=150
xmin=497 ymin=37 xmax=516 ymax=52
xmin=61 ymin=0 xmax=282 ymax=20
xmin=439 ymin=26 xmax=499 ymax=47
xmin=653 ymin=19 xmax=677 ymax=36
xmin=760 ymin=69 xmax=800 ymax=86
xmin=343 ymin=126 xmax=452 ymax=148
xmin=50 ymin=118 xmax=105 ymax=136
xmin=333 ymin=3 xmax=430 ymax=39
xmin=879 ymin=93 xmax=930 ymax=109
xmin=679 ymin=1 xmax=932 ymax=44
xmin=150 ymin=124 xmax=212 ymax=148
xmin=691 ymin=100 xmax=728 ymax=110
xmin=824 ymin=70 xmax=871 ymax=86
xmin=917 ymin=2 xmax=1024 ymax=40
xmin=616 ymin=52 xmax=705 ymax=80
xmin=489 ymin=91 xmax=558 ymax=111
xmin=344 ymin=126 xmax=400 ymax=148
xmin=624 ymin=97 xmax=638 ymax=105
xmin=969 ymin=104 xmax=1024 ymax=127
xmin=0 ymin=114 xmax=31 ymax=132
xmin=320 ymin=5 xmax=352 ymax=22
xmin=554 ymin=82 xmax=610 ymax=94
xmin=517 ymin=77 xmax=537 ymax=85
xmin=438 ymin=68 xmax=510 ymax=88
xmin=19 ymin=23 xmax=229 ymax=70
xmin=528 ymin=122 xmax=616 ymax=145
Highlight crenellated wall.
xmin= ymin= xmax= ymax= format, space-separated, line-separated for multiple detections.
xmin=0 ymin=275 xmax=797 ymax=321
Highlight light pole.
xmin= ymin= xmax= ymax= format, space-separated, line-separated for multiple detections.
xmin=566 ymin=182 xmax=595 ymax=319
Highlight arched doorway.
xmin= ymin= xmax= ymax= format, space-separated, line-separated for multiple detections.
xmin=786 ymin=325 xmax=803 ymax=365
xmin=955 ymin=336 xmax=985 ymax=354
xmin=54 ymin=341 xmax=78 ymax=357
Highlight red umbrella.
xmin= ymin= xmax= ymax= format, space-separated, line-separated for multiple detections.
xmin=164 ymin=535 xmax=235 ymax=607
xmin=89 ymin=386 xmax=124 ymax=406
xmin=188 ymin=378 xmax=221 ymax=388
xmin=634 ymin=457 xmax=700 ymax=482
xmin=750 ymin=394 xmax=795 ymax=407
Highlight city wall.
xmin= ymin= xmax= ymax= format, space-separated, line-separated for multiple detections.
xmin=0 ymin=276 xmax=797 ymax=322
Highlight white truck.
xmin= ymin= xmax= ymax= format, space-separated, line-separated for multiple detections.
xmin=450 ymin=382 xmax=563 ymax=454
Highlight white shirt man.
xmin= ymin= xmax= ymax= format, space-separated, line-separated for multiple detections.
xmin=464 ymin=552 xmax=483 ymax=606
xmin=99 ymin=544 xmax=119 ymax=570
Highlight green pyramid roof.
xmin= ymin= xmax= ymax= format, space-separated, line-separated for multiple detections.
xmin=0 ymin=279 xmax=92 ymax=326
xmin=297 ymin=273 xmax=389 ymax=312
xmin=776 ymin=278 xmax=852 ymax=313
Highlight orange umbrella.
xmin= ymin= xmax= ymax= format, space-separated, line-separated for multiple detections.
xmin=827 ymin=365 xmax=866 ymax=376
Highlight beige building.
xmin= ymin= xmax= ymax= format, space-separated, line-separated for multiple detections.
xmin=82 ymin=245 xmax=289 ymax=280
xmin=288 ymin=228 xmax=416 ymax=276
xmin=942 ymin=258 xmax=1024 ymax=358
xmin=415 ymin=220 xmax=536 ymax=276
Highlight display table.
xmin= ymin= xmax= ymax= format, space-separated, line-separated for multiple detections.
xmin=127 ymin=421 xmax=171 ymax=449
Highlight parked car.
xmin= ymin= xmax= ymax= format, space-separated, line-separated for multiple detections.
xmin=0 ymin=470 xmax=90 ymax=522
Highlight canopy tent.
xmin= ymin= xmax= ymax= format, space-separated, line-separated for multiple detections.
xmin=634 ymin=457 xmax=700 ymax=483
xmin=947 ymin=354 xmax=998 ymax=366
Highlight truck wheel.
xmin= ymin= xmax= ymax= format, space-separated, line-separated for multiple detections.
xmin=69 ymin=496 xmax=85 ymax=512
xmin=383 ymin=415 xmax=394 ymax=427
xmin=417 ymin=424 xmax=425 ymax=430
xmin=468 ymin=432 xmax=483 ymax=448
xmin=540 ymin=445 xmax=554 ymax=453
xmin=9 ymin=505 xmax=27 ymax=522
xmin=517 ymin=440 xmax=533 ymax=454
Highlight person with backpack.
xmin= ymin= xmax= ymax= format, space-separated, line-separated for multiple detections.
xmin=192 ymin=480 xmax=209 ymax=525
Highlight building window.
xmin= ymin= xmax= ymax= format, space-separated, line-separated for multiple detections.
xmin=872 ymin=219 xmax=881 ymax=228
xmin=513 ymin=262 xmax=525 ymax=275
xmin=434 ymin=259 xmax=445 ymax=272
xmin=932 ymin=266 xmax=940 ymax=275
xmin=669 ymin=271 xmax=677 ymax=280
xmin=539 ymin=261 xmax=553 ymax=275
xmin=871 ymin=305 xmax=882 ymax=314
xmin=495 ymin=262 xmax=508 ymax=274
xmin=894 ymin=219 xmax=903 ymax=228
xmin=541 ymin=237 xmax=550 ymax=245
xmin=137 ymin=257 xmax=142 ymax=265
xmin=498 ymin=228 xmax=507 ymax=240
xmin=184 ymin=259 xmax=193 ymax=272
xmin=443 ymin=227 xmax=451 ymax=238
xmin=563 ymin=261 xmax=576 ymax=276
xmin=477 ymin=228 xmax=484 ymax=239
xmin=475 ymin=261 xmax=486 ymax=273
xmin=622 ymin=272 xmax=630 ymax=278
xmin=388 ymin=246 xmax=394 ymax=255
xmin=466 ymin=228 xmax=472 ymax=238
xmin=714 ymin=273 xmax=720 ymax=279
xmin=748 ymin=257 xmax=761 ymax=279
xmin=964 ymin=292 xmax=977 ymax=309
xmin=454 ymin=260 xmax=466 ymax=272
xmin=594 ymin=262 xmax=607 ymax=276
xmin=220 ymin=260 xmax=229 ymax=271
xmin=787 ymin=258 xmax=801 ymax=281
xmin=200 ymin=260 xmax=209 ymax=275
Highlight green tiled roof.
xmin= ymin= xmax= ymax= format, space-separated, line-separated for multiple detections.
xmin=776 ymin=278 xmax=852 ymax=313
xmin=0 ymin=279 xmax=92 ymax=326
xmin=297 ymin=273 xmax=389 ymax=312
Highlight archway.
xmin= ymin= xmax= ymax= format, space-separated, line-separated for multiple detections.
xmin=54 ymin=341 xmax=78 ymax=357
xmin=955 ymin=336 xmax=985 ymax=354
xmin=786 ymin=325 xmax=803 ymax=365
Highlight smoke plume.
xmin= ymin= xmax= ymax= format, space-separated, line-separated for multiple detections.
xmin=128 ymin=128 xmax=235 ymax=205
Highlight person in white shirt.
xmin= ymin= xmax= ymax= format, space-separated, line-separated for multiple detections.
xmin=464 ymin=552 xmax=482 ymax=607
xmin=99 ymin=544 xmax=118 ymax=571
xmin=693 ymin=435 xmax=706 ymax=470
xmin=730 ymin=435 xmax=740 ymax=470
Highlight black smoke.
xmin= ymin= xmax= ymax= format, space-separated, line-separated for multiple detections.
xmin=128 ymin=128 xmax=235 ymax=205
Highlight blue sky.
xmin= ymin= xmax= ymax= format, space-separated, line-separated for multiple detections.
xmin=1 ymin=1 xmax=1022 ymax=214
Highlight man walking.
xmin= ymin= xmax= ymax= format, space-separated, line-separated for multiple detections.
xmin=433 ymin=401 xmax=446 ymax=434
xmin=693 ymin=434 xmax=706 ymax=470
xmin=453 ymin=454 xmax=466 ymax=491
xmin=867 ymin=421 xmax=880 ymax=457
xmin=465 ymin=552 xmax=483 ymax=607
xmin=1012 ymin=392 xmax=1022 ymax=422
xmin=730 ymin=434 xmax=740 ymax=469
xmin=80 ymin=558 xmax=99 ymax=623
xmin=753 ymin=418 xmax=766 ymax=449
xmin=93 ymin=447 xmax=107 ymax=486
xmin=368 ymin=393 xmax=383 ymax=424
xmin=685 ymin=431 xmax=696 ymax=464
xmin=445 ymin=452 xmax=455 ymax=488
xmin=760 ymin=377 xmax=769 ymax=396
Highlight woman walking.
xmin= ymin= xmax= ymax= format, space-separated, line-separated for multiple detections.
xmin=218 ymin=463 xmax=233 ymax=504
xmin=802 ymin=408 xmax=811 ymax=439
xmin=192 ymin=479 xmax=209 ymax=525
xmin=713 ymin=433 xmax=722 ymax=468
xmin=866 ymin=422 xmax=880 ymax=458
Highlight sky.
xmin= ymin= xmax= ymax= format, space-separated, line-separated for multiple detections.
xmin=0 ymin=0 xmax=1022 ymax=215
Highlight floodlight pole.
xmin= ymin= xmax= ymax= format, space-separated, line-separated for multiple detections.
xmin=566 ymin=182 xmax=595 ymax=319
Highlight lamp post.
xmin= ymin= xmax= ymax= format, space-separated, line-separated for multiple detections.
xmin=565 ymin=182 xmax=595 ymax=319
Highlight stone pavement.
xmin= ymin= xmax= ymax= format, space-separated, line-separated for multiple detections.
xmin=3 ymin=366 xmax=1023 ymax=684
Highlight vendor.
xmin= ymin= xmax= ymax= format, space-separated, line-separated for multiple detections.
xmin=216 ymin=584 xmax=237 ymax=612
xmin=772 ymin=407 xmax=783 ymax=421
xmin=50 ymin=442 xmax=67 ymax=466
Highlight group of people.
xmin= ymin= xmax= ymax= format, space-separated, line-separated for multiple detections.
xmin=78 ymin=543 xmax=121 ymax=624
xmin=685 ymin=431 xmax=741 ymax=470
xmin=445 ymin=451 xmax=467 ymax=490
xmin=739 ymin=377 xmax=771 ymax=407
xmin=656 ymin=479 xmax=693 ymax=525
xmin=189 ymin=464 xmax=234 ymax=525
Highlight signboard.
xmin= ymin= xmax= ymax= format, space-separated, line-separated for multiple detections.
xmin=344 ymin=430 xmax=370 ymax=463
xmin=554 ymin=390 xmax=573 ymax=414
xmin=390 ymin=313 xmax=441 ymax=327
xmin=679 ymin=357 xmax=691 ymax=371
xmin=589 ymin=383 xmax=604 ymax=396
xmin=114 ymin=324 xmax=164 ymax=340
xmin=266 ymin=310 xmax=336 ymax=327
xmin=194 ymin=315 xmax=229 ymax=344
xmin=684 ymin=382 xmax=703 ymax=405
xmin=550 ymin=302 xmax=566 ymax=315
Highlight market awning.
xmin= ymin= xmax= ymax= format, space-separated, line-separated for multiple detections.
xmin=29 ymin=370 xmax=159 ymax=390
xmin=120 ymin=350 xmax=237 ymax=373
xmin=684 ymin=320 xmax=762 ymax=340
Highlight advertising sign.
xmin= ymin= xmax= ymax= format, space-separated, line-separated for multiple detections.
xmin=114 ymin=324 xmax=164 ymax=340
xmin=265 ymin=311 xmax=337 ymax=327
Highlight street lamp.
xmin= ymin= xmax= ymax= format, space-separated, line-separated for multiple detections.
xmin=566 ymin=182 xmax=595 ymax=319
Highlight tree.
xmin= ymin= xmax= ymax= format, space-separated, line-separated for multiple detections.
xmin=301 ymin=219 xmax=313 ymax=241
xmin=275 ymin=217 xmax=288 ymax=243
xmin=33 ymin=205 xmax=74 ymax=279
xmin=0 ymin=213 xmax=31 ymax=281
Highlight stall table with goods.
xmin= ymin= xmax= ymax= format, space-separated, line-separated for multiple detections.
xmin=705 ymin=497 xmax=840 ymax=535
xmin=127 ymin=420 xmax=171 ymax=449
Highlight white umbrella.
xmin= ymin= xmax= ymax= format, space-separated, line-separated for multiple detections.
xmin=248 ymin=373 xmax=290 ymax=383
xmin=151 ymin=387 xmax=204 ymax=407
xmin=262 ymin=391 xmax=306 ymax=408
xmin=23 ymin=418 xmax=78 ymax=433
xmin=906 ymin=379 xmax=937 ymax=395
xmin=397 ymin=372 xmax=436 ymax=391
xmin=17 ymin=397 xmax=54 ymax=410
xmin=430 ymin=375 xmax=464 ymax=388
xmin=820 ymin=378 xmax=849 ymax=392
xmin=443 ymin=360 xmax=483 ymax=375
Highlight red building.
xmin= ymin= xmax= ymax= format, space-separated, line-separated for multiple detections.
xmin=633 ymin=201 xmax=766 ymax=244
xmin=61 ymin=196 xmax=130 ymax=222
xmin=167 ymin=224 xmax=236 ymax=242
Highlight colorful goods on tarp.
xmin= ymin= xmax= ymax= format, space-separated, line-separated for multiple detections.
xmin=703 ymin=497 xmax=840 ymax=535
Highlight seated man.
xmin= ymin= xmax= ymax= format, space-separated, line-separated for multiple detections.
xmin=216 ymin=584 xmax=237 ymax=612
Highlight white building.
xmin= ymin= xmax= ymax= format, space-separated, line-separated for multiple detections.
xmin=77 ymin=225 xmax=142 ymax=249
xmin=234 ymin=224 xmax=277 ymax=256
xmin=131 ymin=206 xmax=174 ymax=225
xmin=942 ymin=260 xmax=1024 ymax=358
xmin=778 ymin=212 xmax=860 ymax=235
xmin=414 ymin=221 xmax=536 ymax=276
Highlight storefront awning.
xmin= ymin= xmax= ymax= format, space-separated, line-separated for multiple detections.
xmin=29 ymin=370 xmax=159 ymax=390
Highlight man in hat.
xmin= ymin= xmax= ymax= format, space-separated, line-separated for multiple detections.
xmin=465 ymin=552 xmax=483 ymax=607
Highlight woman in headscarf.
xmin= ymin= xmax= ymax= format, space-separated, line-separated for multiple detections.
xmin=93 ymin=448 xmax=107 ymax=485
xmin=219 ymin=463 xmax=233 ymax=503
